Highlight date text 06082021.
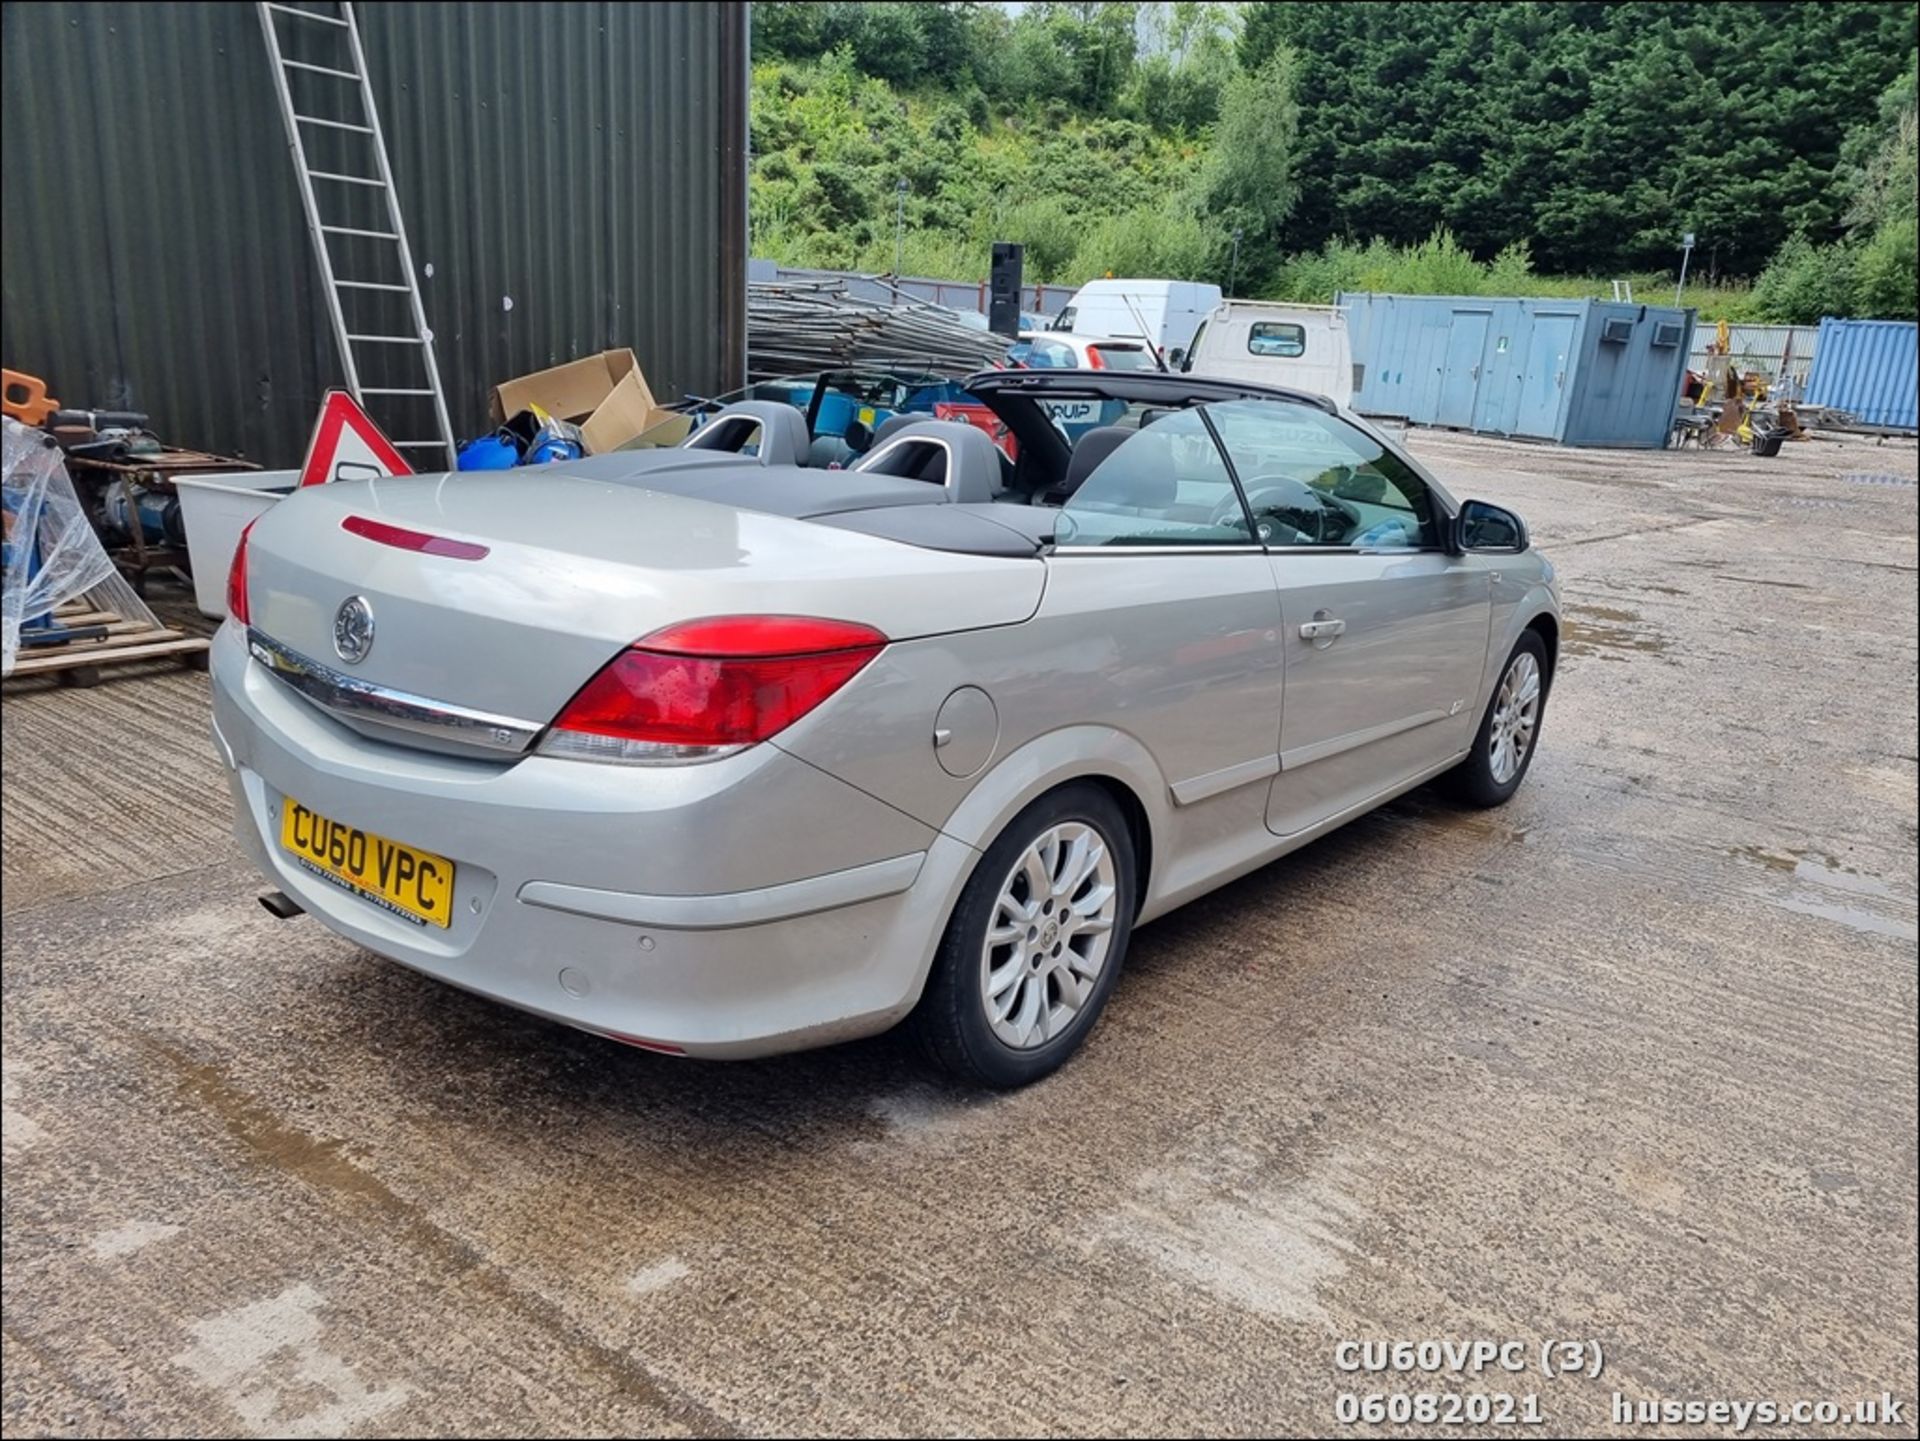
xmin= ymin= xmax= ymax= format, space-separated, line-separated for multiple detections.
xmin=1335 ymin=1393 xmax=1544 ymax=1427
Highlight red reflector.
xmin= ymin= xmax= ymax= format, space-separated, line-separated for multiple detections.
xmin=227 ymin=518 xmax=257 ymax=624
xmin=550 ymin=615 xmax=886 ymax=749
xmin=342 ymin=514 xmax=489 ymax=561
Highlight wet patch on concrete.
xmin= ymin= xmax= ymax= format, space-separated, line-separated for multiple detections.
xmin=134 ymin=1035 xmax=735 ymax=1436
xmin=1726 ymin=846 xmax=1918 ymax=943
xmin=1563 ymin=603 xmax=1673 ymax=661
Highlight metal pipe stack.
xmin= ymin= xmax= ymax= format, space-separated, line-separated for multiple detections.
xmin=747 ymin=276 xmax=1009 ymax=381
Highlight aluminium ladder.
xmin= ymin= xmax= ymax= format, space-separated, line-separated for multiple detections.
xmin=257 ymin=1 xmax=455 ymax=468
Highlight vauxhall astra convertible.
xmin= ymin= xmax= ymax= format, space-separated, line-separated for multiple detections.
xmin=211 ymin=369 xmax=1559 ymax=1087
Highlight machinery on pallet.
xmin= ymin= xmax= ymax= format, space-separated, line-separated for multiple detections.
xmin=2 ymin=419 xmax=209 ymax=685
xmin=1672 ymin=320 xmax=1807 ymax=455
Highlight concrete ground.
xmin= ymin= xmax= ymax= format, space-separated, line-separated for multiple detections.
xmin=3 ymin=429 xmax=1915 ymax=1438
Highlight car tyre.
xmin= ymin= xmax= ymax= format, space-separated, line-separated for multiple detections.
xmin=913 ymin=783 xmax=1136 ymax=1089
xmin=1442 ymin=630 xmax=1549 ymax=808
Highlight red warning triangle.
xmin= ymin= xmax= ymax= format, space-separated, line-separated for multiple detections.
xmin=296 ymin=390 xmax=415 ymax=488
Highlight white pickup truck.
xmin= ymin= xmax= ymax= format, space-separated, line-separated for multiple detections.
xmin=1180 ymin=300 xmax=1355 ymax=408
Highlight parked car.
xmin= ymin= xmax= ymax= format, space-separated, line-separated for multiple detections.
xmin=1050 ymin=278 xmax=1222 ymax=361
xmin=1182 ymin=300 xmax=1356 ymax=406
xmin=212 ymin=370 xmax=1558 ymax=1087
xmin=1009 ymin=331 xmax=1159 ymax=372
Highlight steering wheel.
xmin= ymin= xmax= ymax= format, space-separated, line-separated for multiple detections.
xmin=1210 ymin=478 xmax=1363 ymax=545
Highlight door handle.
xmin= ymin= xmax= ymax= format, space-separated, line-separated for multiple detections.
xmin=1299 ymin=617 xmax=1346 ymax=642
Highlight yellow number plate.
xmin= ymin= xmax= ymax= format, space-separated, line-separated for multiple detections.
xmin=279 ymin=797 xmax=454 ymax=929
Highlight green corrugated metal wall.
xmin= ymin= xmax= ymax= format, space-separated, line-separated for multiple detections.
xmin=1 ymin=2 xmax=748 ymax=467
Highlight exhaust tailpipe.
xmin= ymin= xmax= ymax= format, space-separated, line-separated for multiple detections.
xmin=259 ymin=890 xmax=305 ymax=921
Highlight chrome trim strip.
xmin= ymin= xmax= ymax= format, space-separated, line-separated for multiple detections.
xmin=246 ymin=628 xmax=544 ymax=755
xmin=1049 ymin=545 xmax=1266 ymax=556
xmin=1279 ymin=708 xmax=1448 ymax=771
xmin=517 ymin=852 xmax=927 ymax=931
xmin=1169 ymin=754 xmax=1281 ymax=807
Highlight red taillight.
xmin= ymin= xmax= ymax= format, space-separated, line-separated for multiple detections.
xmin=541 ymin=615 xmax=886 ymax=764
xmin=226 ymin=519 xmax=257 ymax=624
xmin=342 ymin=514 xmax=490 ymax=560
xmin=1085 ymin=345 xmax=1107 ymax=370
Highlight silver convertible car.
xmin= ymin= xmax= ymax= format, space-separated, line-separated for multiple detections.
xmin=211 ymin=370 xmax=1559 ymax=1086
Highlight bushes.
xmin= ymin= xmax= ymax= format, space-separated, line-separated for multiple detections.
xmin=1746 ymin=235 xmax=1861 ymax=326
xmin=1264 ymin=229 xmax=1767 ymax=320
xmin=1852 ymin=217 xmax=1919 ymax=321
xmin=1268 ymin=230 xmax=1523 ymax=303
xmin=1066 ymin=206 xmax=1218 ymax=285
xmin=1744 ymin=221 xmax=1917 ymax=324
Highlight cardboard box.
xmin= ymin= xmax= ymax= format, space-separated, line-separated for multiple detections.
xmin=491 ymin=349 xmax=676 ymax=454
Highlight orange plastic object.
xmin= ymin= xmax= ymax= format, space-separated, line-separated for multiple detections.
xmin=2 ymin=369 xmax=60 ymax=426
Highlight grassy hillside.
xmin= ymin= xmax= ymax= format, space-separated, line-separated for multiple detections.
xmin=748 ymin=4 xmax=1917 ymax=323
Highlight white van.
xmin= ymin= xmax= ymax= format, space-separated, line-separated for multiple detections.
xmin=1180 ymin=300 xmax=1355 ymax=407
xmin=1051 ymin=279 xmax=1222 ymax=361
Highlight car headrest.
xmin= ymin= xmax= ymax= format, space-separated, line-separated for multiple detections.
xmin=853 ymin=419 xmax=1002 ymax=504
xmin=681 ymin=401 xmax=811 ymax=466
xmin=1060 ymin=427 xmax=1132 ymax=499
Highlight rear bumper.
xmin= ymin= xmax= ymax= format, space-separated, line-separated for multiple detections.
xmin=209 ymin=623 xmax=977 ymax=1058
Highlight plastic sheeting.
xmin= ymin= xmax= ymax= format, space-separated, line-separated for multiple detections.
xmin=2 ymin=417 xmax=161 ymax=676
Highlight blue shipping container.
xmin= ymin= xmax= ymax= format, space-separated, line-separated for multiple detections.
xmin=1338 ymin=293 xmax=1695 ymax=448
xmin=1803 ymin=319 xmax=1919 ymax=433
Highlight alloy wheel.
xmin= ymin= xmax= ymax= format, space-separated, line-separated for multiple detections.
xmin=979 ymin=821 xmax=1120 ymax=1049
xmin=1489 ymin=650 xmax=1542 ymax=784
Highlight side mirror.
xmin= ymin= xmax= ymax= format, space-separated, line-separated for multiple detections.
xmin=1454 ymin=499 xmax=1528 ymax=553
xmin=1167 ymin=347 xmax=1186 ymax=370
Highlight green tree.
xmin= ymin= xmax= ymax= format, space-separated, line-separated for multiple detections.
xmin=1238 ymin=1 xmax=1915 ymax=277
xmin=1196 ymin=46 xmax=1300 ymax=287
xmin=1125 ymin=3 xmax=1240 ymax=132
xmin=1841 ymin=68 xmax=1918 ymax=233
xmin=1838 ymin=67 xmax=1918 ymax=318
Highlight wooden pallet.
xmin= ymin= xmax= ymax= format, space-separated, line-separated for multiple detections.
xmin=6 ymin=600 xmax=209 ymax=686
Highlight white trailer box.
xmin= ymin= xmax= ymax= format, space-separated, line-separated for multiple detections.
xmin=1180 ymin=301 xmax=1355 ymax=407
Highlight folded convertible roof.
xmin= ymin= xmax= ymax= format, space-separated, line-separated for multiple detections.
xmin=965 ymin=368 xmax=1339 ymax=414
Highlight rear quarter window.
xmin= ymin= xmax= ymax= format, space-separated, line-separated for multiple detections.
xmin=1249 ymin=322 xmax=1307 ymax=358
